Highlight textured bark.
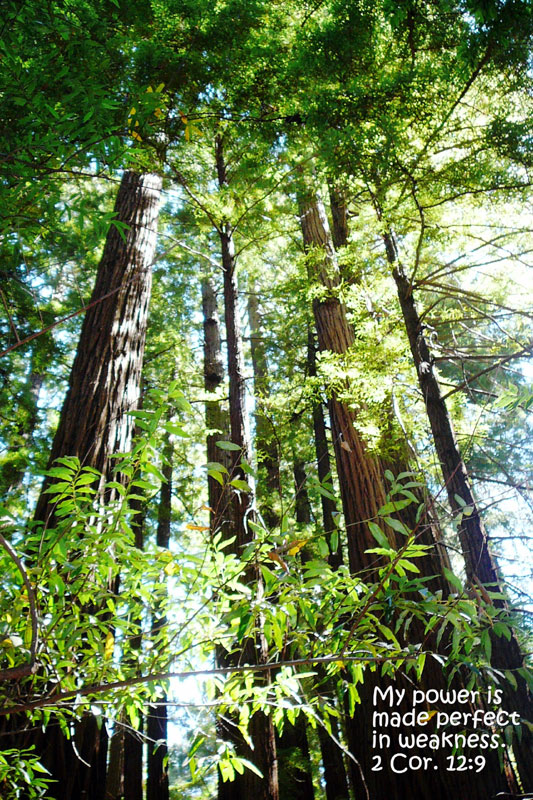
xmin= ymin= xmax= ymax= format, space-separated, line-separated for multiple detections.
xmin=299 ymin=193 xmax=387 ymax=578
xmin=146 ymin=434 xmax=172 ymax=800
xmin=391 ymin=237 xmax=533 ymax=790
xmin=248 ymin=291 xmax=280 ymax=529
xmin=327 ymin=190 xmax=450 ymax=588
xmin=25 ymin=170 xmax=162 ymax=799
xmin=328 ymin=183 xmax=349 ymax=250
xmin=35 ymin=170 xmax=162 ymax=524
xmin=215 ymin=136 xmax=279 ymax=800
xmin=299 ymin=189 xmax=511 ymax=799
xmin=202 ymin=276 xmax=231 ymax=535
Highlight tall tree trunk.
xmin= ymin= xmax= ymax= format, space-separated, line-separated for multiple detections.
xmin=26 ymin=170 xmax=162 ymax=799
xmin=202 ymin=275 xmax=231 ymax=535
xmin=298 ymin=188 xmax=512 ymax=799
xmin=299 ymin=192 xmax=387 ymax=576
xmin=35 ymin=170 xmax=162 ymax=523
xmin=328 ymin=183 xmax=349 ymax=251
xmin=248 ymin=291 xmax=280 ymax=529
xmin=389 ymin=233 xmax=533 ymax=790
xmin=147 ymin=433 xmax=172 ymax=800
xmin=308 ymin=327 xmax=342 ymax=568
xmin=215 ymin=136 xmax=279 ymax=800
xmin=300 ymin=349 xmax=352 ymax=800
xmin=277 ymin=715 xmax=315 ymax=800
xmin=247 ymin=288 xmax=319 ymax=799
xmin=105 ymin=721 xmax=124 ymax=800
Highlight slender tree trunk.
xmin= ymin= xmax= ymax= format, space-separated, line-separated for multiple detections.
xmin=202 ymin=275 xmax=231 ymax=535
xmin=328 ymin=183 xmax=349 ymax=250
xmin=26 ymin=170 xmax=162 ymax=799
xmin=215 ymin=136 xmax=279 ymax=800
xmin=389 ymin=233 xmax=533 ymax=789
xmin=248 ymin=291 xmax=280 ymax=529
xmin=247 ymin=288 xmax=319 ymax=799
xmin=147 ymin=433 xmax=172 ymax=800
xmin=293 ymin=459 xmax=311 ymax=527
xmin=301 ymin=344 xmax=352 ymax=799
xmin=105 ymin=722 xmax=124 ymax=800
xmin=308 ymin=327 xmax=342 ymax=568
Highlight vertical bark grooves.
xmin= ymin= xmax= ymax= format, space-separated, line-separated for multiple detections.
xmin=299 ymin=189 xmax=512 ymax=799
xmin=26 ymin=170 xmax=162 ymax=799
xmin=35 ymin=170 xmax=162 ymax=524
xmin=299 ymin=193 xmax=386 ymax=575
xmin=391 ymin=241 xmax=533 ymax=788
xmin=215 ymin=136 xmax=279 ymax=800
xmin=328 ymin=183 xmax=349 ymax=250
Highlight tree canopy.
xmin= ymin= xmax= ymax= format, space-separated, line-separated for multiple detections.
xmin=1 ymin=1 xmax=533 ymax=798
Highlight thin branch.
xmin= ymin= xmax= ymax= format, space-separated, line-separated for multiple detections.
xmin=441 ymin=338 xmax=533 ymax=400
xmin=0 ymin=652 xmax=421 ymax=716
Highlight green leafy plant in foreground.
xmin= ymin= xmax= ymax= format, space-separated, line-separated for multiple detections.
xmin=0 ymin=392 xmax=529 ymax=786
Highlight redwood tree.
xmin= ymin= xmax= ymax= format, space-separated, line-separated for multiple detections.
xmin=28 ymin=170 xmax=163 ymax=800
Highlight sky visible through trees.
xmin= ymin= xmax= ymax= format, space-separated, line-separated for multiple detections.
xmin=1 ymin=1 xmax=533 ymax=799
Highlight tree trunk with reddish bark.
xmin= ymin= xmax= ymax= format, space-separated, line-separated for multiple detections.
xmin=298 ymin=187 xmax=512 ymax=799
xmin=215 ymin=136 xmax=279 ymax=800
xmin=26 ymin=170 xmax=162 ymax=800
xmin=35 ymin=171 xmax=162 ymax=524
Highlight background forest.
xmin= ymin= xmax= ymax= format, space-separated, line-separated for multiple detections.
xmin=1 ymin=0 xmax=533 ymax=798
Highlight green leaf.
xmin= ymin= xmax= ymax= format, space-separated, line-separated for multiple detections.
xmin=384 ymin=516 xmax=410 ymax=535
xmin=443 ymin=567 xmax=463 ymax=593
xmin=208 ymin=469 xmax=224 ymax=485
xmin=368 ymin=521 xmax=391 ymax=549
xmin=230 ymin=479 xmax=252 ymax=492
xmin=216 ymin=440 xmax=241 ymax=451
xmin=481 ymin=628 xmax=492 ymax=662
xmin=206 ymin=461 xmax=229 ymax=474
xmin=378 ymin=498 xmax=413 ymax=515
